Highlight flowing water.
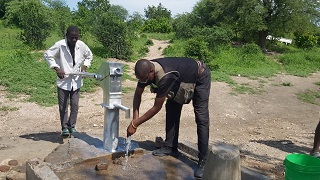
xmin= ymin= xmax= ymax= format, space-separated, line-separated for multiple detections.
xmin=122 ymin=136 xmax=132 ymax=171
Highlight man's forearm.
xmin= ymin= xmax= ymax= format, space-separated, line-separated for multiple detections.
xmin=132 ymin=100 xmax=141 ymax=119
xmin=133 ymin=96 xmax=165 ymax=127
xmin=132 ymin=88 xmax=143 ymax=119
xmin=134 ymin=106 xmax=161 ymax=126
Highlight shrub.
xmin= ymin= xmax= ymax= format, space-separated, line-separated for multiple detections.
xmin=145 ymin=39 xmax=153 ymax=45
xmin=5 ymin=0 xmax=51 ymax=49
xmin=294 ymin=33 xmax=318 ymax=49
xmin=172 ymin=13 xmax=193 ymax=39
xmin=143 ymin=18 xmax=173 ymax=33
xmin=95 ymin=14 xmax=133 ymax=60
xmin=184 ymin=37 xmax=211 ymax=62
xmin=190 ymin=27 xmax=233 ymax=50
xmin=242 ymin=43 xmax=262 ymax=54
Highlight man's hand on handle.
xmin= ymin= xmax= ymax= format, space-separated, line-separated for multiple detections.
xmin=81 ymin=66 xmax=87 ymax=72
xmin=54 ymin=67 xmax=65 ymax=79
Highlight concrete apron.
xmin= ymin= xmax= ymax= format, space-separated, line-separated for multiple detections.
xmin=26 ymin=133 xmax=196 ymax=180
xmin=26 ymin=133 xmax=271 ymax=180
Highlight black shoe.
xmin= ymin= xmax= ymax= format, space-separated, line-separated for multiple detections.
xmin=152 ymin=146 xmax=178 ymax=157
xmin=194 ymin=159 xmax=206 ymax=178
xmin=61 ymin=128 xmax=70 ymax=136
xmin=69 ymin=128 xmax=78 ymax=134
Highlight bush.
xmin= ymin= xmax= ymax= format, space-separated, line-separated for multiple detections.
xmin=143 ymin=18 xmax=173 ymax=33
xmin=172 ymin=13 xmax=193 ymax=39
xmin=184 ymin=37 xmax=211 ymax=62
xmin=95 ymin=14 xmax=133 ymax=60
xmin=294 ymin=33 xmax=318 ymax=49
xmin=145 ymin=39 xmax=153 ymax=45
xmin=5 ymin=0 xmax=51 ymax=49
xmin=190 ymin=27 xmax=233 ymax=50
xmin=242 ymin=43 xmax=262 ymax=54
xmin=238 ymin=43 xmax=267 ymax=66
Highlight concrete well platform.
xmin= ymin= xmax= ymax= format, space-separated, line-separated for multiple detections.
xmin=26 ymin=133 xmax=271 ymax=180
xmin=26 ymin=133 xmax=197 ymax=180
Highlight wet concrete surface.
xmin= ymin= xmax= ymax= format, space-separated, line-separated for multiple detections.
xmin=43 ymin=133 xmax=197 ymax=180
xmin=53 ymin=153 xmax=196 ymax=180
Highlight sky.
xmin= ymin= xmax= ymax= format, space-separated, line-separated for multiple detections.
xmin=66 ymin=0 xmax=199 ymax=16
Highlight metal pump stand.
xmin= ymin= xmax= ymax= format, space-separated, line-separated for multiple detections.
xmin=70 ymin=62 xmax=130 ymax=152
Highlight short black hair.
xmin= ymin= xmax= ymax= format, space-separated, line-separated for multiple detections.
xmin=135 ymin=59 xmax=151 ymax=78
xmin=66 ymin=26 xmax=79 ymax=36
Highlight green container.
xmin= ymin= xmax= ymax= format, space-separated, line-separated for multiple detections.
xmin=284 ymin=153 xmax=320 ymax=180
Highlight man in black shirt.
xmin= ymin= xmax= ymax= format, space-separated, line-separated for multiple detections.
xmin=127 ymin=57 xmax=211 ymax=178
xmin=310 ymin=120 xmax=320 ymax=158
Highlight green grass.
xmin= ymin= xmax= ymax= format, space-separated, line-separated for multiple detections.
xmin=0 ymin=106 xmax=19 ymax=111
xmin=142 ymin=32 xmax=174 ymax=40
xmin=297 ymin=82 xmax=320 ymax=105
xmin=130 ymin=35 xmax=150 ymax=61
xmin=233 ymin=84 xmax=264 ymax=95
xmin=278 ymin=48 xmax=320 ymax=77
xmin=162 ymin=39 xmax=186 ymax=57
xmin=211 ymin=47 xmax=282 ymax=78
xmin=297 ymin=90 xmax=320 ymax=105
xmin=2 ymin=21 xmax=320 ymax=106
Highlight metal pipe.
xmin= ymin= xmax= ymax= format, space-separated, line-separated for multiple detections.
xmin=103 ymin=108 xmax=119 ymax=152
xmin=113 ymin=103 xmax=130 ymax=119
xmin=66 ymin=72 xmax=100 ymax=79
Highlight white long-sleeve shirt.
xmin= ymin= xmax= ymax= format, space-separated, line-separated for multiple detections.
xmin=44 ymin=39 xmax=93 ymax=91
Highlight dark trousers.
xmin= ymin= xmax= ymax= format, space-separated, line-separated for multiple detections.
xmin=165 ymin=65 xmax=211 ymax=161
xmin=57 ymin=87 xmax=80 ymax=130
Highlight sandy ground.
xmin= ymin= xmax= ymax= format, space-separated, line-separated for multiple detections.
xmin=1 ymin=39 xmax=320 ymax=179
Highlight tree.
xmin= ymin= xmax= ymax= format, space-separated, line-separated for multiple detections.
xmin=143 ymin=18 xmax=172 ymax=33
xmin=0 ymin=0 xmax=12 ymax=19
xmin=3 ymin=0 xmax=20 ymax=26
xmin=144 ymin=3 xmax=171 ymax=20
xmin=44 ymin=0 xmax=72 ymax=38
xmin=127 ymin=12 xmax=144 ymax=32
xmin=77 ymin=0 xmax=110 ymax=13
xmin=172 ymin=13 xmax=194 ymax=38
xmin=95 ymin=13 xmax=133 ymax=60
xmin=4 ymin=0 xmax=52 ymax=49
xmin=143 ymin=3 xmax=172 ymax=33
xmin=108 ymin=5 xmax=128 ymax=21
xmin=193 ymin=0 xmax=320 ymax=51
xmin=74 ymin=0 xmax=111 ymax=34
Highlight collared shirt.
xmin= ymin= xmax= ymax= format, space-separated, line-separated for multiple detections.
xmin=44 ymin=39 xmax=93 ymax=91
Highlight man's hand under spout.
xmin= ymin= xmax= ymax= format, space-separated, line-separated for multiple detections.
xmin=127 ymin=120 xmax=137 ymax=137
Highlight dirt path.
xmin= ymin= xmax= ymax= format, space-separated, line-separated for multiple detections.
xmin=1 ymin=39 xmax=320 ymax=179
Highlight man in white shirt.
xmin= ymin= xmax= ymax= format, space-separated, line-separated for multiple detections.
xmin=44 ymin=26 xmax=93 ymax=136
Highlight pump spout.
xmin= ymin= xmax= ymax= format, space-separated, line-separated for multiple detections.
xmin=114 ymin=103 xmax=130 ymax=119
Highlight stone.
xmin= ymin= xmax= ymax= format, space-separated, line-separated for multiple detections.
xmin=8 ymin=160 xmax=18 ymax=166
xmin=95 ymin=162 xmax=109 ymax=171
xmin=26 ymin=158 xmax=59 ymax=180
xmin=0 ymin=165 xmax=10 ymax=172
xmin=113 ymin=158 xmax=122 ymax=165
xmin=5 ymin=171 xmax=25 ymax=180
